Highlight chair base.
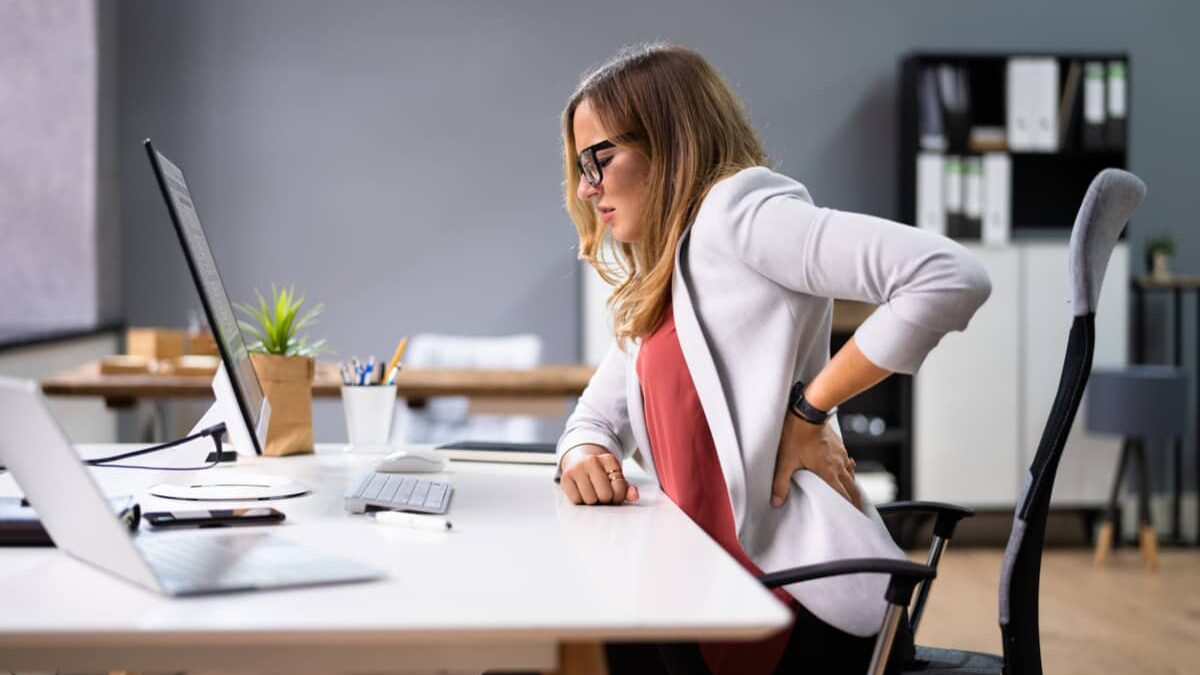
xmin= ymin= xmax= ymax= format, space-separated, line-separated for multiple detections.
xmin=904 ymin=645 xmax=1003 ymax=674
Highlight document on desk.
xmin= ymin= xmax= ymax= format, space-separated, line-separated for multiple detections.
xmin=435 ymin=441 xmax=557 ymax=465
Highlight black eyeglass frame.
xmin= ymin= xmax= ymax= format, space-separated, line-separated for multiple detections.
xmin=577 ymin=140 xmax=617 ymax=188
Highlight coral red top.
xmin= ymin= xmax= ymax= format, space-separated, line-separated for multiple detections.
xmin=637 ymin=303 xmax=797 ymax=675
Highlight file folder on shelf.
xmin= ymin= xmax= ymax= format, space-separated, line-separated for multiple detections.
xmin=1106 ymin=60 xmax=1127 ymax=151
xmin=943 ymin=155 xmax=965 ymax=238
xmin=962 ymin=156 xmax=983 ymax=241
xmin=936 ymin=64 xmax=971 ymax=152
xmin=918 ymin=67 xmax=947 ymax=152
xmin=915 ymin=152 xmax=946 ymax=236
xmin=981 ymin=153 xmax=1011 ymax=246
xmin=1057 ymin=61 xmax=1083 ymax=151
xmin=1031 ymin=59 xmax=1060 ymax=151
xmin=1007 ymin=57 xmax=1059 ymax=152
xmin=1082 ymin=61 xmax=1107 ymax=150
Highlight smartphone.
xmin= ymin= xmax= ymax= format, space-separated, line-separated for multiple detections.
xmin=143 ymin=507 xmax=285 ymax=529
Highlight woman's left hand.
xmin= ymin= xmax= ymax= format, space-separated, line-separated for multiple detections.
xmin=772 ymin=413 xmax=861 ymax=510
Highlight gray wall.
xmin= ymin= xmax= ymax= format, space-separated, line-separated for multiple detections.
xmin=0 ymin=0 xmax=120 ymax=327
xmin=115 ymin=0 xmax=1199 ymax=442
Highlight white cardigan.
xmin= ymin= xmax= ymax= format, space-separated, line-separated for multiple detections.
xmin=557 ymin=167 xmax=991 ymax=636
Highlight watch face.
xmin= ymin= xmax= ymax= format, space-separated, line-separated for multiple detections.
xmin=789 ymin=380 xmax=807 ymax=408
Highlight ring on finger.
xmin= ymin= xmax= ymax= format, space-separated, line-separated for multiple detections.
xmin=606 ymin=469 xmax=624 ymax=482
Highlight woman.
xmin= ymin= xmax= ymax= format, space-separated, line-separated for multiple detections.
xmin=556 ymin=44 xmax=990 ymax=675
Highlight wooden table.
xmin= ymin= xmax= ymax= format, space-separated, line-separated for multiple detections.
xmin=39 ymin=299 xmax=876 ymax=407
xmin=41 ymin=361 xmax=595 ymax=408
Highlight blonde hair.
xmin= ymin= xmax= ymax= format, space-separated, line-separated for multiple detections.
xmin=562 ymin=43 xmax=770 ymax=345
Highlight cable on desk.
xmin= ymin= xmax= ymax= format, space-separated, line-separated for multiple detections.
xmin=86 ymin=423 xmax=228 ymax=471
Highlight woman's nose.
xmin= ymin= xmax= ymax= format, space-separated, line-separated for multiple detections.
xmin=577 ymin=175 xmax=601 ymax=202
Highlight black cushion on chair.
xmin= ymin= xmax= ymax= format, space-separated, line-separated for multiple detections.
xmin=1086 ymin=366 xmax=1189 ymax=438
xmin=904 ymin=645 xmax=1004 ymax=674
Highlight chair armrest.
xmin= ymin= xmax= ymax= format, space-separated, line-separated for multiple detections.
xmin=759 ymin=558 xmax=935 ymax=607
xmin=876 ymin=500 xmax=975 ymax=539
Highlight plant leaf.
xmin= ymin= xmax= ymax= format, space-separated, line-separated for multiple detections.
xmin=234 ymin=284 xmax=327 ymax=356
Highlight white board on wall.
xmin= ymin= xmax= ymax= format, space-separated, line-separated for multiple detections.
xmin=0 ymin=0 xmax=111 ymax=326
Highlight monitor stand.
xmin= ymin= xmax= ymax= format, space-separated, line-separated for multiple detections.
xmin=148 ymin=363 xmax=309 ymax=501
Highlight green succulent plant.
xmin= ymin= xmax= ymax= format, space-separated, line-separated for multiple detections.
xmin=1145 ymin=235 xmax=1175 ymax=257
xmin=235 ymin=285 xmax=327 ymax=357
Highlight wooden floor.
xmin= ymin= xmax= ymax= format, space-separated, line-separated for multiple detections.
xmin=913 ymin=547 xmax=1200 ymax=675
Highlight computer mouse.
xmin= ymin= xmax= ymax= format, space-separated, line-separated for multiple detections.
xmin=375 ymin=448 xmax=449 ymax=473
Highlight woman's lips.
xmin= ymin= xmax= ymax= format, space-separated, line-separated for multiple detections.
xmin=600 ymin=207 xmax=615 ymax=223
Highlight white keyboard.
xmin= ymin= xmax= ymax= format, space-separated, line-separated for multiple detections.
xmin=343 ymin=470 xmax=452 ymax=515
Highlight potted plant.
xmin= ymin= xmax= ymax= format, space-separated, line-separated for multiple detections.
xmin=1145 ymin=235 xmax=1175 ymax=282
xmin=235 ymin=286 xmax=326 ymax=456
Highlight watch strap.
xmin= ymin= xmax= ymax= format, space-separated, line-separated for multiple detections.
xmin=789 ymin=380 xmax=832 ymax=425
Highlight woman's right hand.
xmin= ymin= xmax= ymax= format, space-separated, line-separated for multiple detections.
xmin=559 ymin=444 xmax=640 ymax=505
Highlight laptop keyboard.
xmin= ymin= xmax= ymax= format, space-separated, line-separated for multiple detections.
xmin=136 ymin=532 xmax=382 ymax=594
xmin=343 ymin=470 xmax=452 ymax=515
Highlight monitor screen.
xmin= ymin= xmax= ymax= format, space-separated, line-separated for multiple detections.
xmin=144 ymin=140 xmax=266 ymax=454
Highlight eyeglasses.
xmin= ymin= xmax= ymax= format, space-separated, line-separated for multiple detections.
xmin=577 ymin=140 xmax=616 ymax=188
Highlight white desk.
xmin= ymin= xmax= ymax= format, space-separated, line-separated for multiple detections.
xmin=0 ymin=445 xmax=790 ymax=673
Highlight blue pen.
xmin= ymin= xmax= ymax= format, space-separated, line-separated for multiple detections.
xmin=360 ymin=364 xmax=373 ymax=386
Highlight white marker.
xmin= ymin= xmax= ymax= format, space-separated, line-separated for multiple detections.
xmin=374 ymin=511 xmax=452 ymax=531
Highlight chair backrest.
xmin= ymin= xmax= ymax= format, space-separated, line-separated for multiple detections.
xmin=997 ymin=169 xmax=1146 ymax=675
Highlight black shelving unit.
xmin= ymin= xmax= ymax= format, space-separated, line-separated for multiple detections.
xmin=898 ymin=51 xmax=1130 ymax=236
xmin=867 ymin=51 xmax=1131 ymax=508
xmin=887 ymin=52 xmax=1131 ymax=541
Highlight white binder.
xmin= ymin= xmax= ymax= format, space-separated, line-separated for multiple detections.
xmin=982 ymin=152 xmax=1011 ymax=246
xmin=1106 ymin=60 xmax=1127 ymax=149
xmin=1007 ymin=57 xmax=1060 ymax=152
xmin=916 ymin=152 xmax=946 ymax=236
xmin=1083 ymin=61 xmax=1107 ymax=149
xmin=1006 ymin=59 xmax=1033 ymax=151
xmin=1031 ymin=59 xmax=1060 ymax=151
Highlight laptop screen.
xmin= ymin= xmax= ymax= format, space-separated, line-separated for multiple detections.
xmin=144 ymin=141 xmax=266 ymax=453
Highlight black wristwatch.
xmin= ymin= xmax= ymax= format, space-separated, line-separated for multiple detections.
xmin=788 ymin=380 xmax=833 ymax=425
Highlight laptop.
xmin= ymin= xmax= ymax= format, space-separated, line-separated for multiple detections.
xmin=0 ymin=377 xmax=384 ymax=596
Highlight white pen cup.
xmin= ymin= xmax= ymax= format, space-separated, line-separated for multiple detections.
xmin=341 ymin=384 xmax=397 ymax=453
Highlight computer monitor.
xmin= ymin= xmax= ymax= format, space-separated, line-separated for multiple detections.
xmin=144 ymin=139 xmax=270 ymax=458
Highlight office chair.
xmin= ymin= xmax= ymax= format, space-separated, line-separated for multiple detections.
xmin=751 ymin=168 xmax=1145 ymax=675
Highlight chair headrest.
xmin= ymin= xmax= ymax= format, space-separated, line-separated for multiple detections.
xmin=1069 ymin=169 xmax=1146 ymax=316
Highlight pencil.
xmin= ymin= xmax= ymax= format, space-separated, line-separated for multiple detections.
xmin=384 ymin=337 xmax=408 ymax=379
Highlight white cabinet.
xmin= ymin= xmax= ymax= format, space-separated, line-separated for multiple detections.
xmin=1020 ymin=243 xmax=1128 ymax=506
xmin=914 ymin=242 xmax=1128 ymax=508
xmin=915 ymin=247 xmax=1023 ymax=507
